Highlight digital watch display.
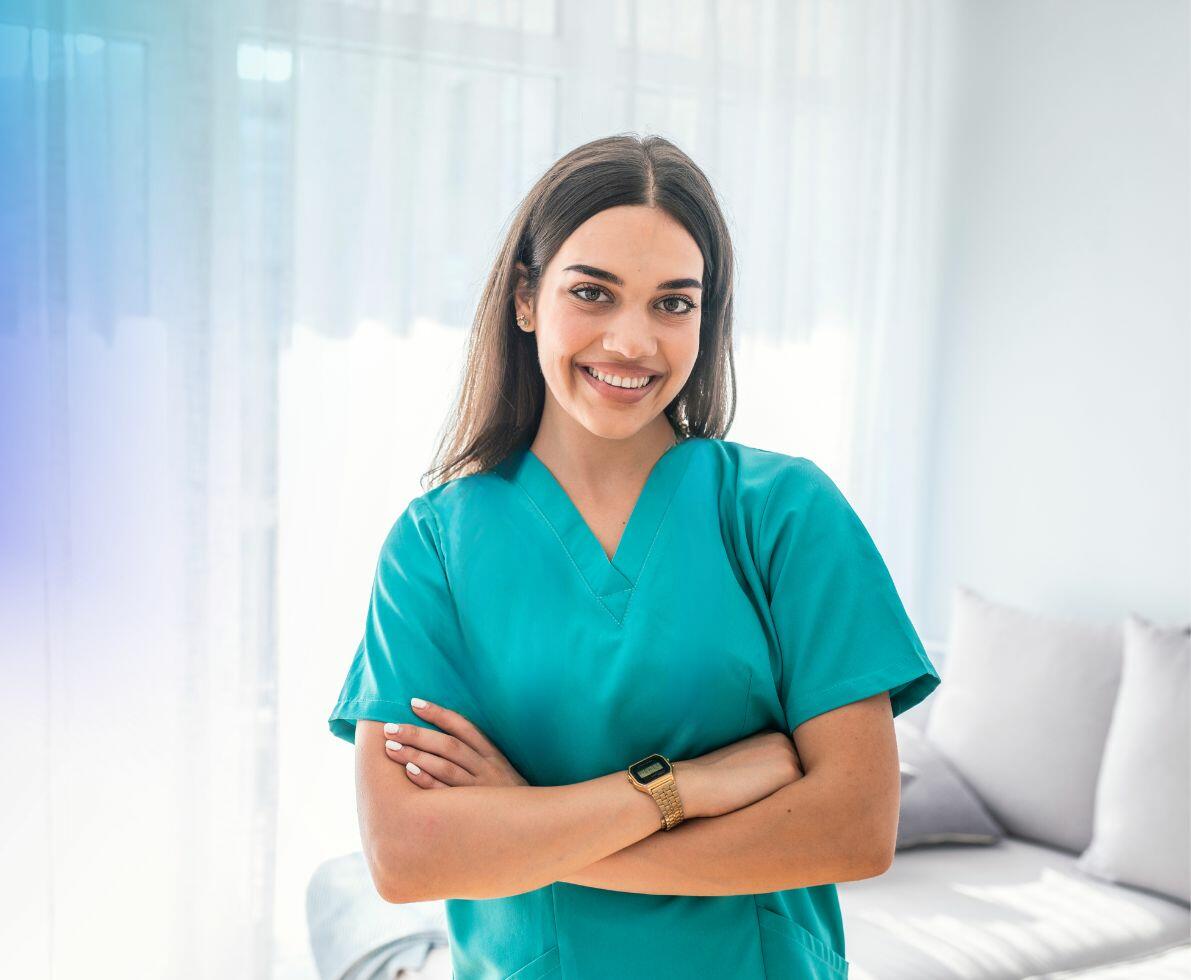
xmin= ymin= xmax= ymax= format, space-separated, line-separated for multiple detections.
xmin=629 ymin=754 xmax=671 ymax=783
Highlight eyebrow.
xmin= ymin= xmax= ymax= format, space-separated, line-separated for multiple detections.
xmin=561 ymin=263 xmax=703 ymax=291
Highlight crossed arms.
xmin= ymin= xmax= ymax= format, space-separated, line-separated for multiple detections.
xmin=354 ymin=692 xmax=900 ymax=902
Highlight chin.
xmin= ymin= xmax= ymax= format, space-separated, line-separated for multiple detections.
xmin=576 ymin=413 xmax=664 ymax=443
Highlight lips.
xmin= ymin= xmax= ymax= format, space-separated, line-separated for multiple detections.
xmin=577 ymin=362 xmax=659 ymax=380
xmin=576 ymin=363 xmax=659 ymax=403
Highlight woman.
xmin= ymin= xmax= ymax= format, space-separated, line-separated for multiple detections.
xmin=328 ymin=133 xmax=941 ymax=979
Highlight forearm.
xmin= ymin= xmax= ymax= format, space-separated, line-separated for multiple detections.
xmin=558 ymin=771 xmax=885 ymax=895
xmin=382 ymin=770 xmax=665 ymax=902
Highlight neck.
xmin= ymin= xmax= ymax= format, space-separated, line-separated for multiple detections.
xmin=529 ymin=411 xmax=680 ymax=490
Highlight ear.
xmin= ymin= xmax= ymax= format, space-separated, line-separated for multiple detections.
xmin=512 ymin=261 xmax=534 ymax=323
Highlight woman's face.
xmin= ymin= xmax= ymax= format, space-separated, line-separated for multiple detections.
xmin=515 ymin=205 xmax=704 ymax=443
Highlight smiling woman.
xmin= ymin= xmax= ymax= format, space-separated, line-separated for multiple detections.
xmin=327 ymin=133 xmax=940 ymax=980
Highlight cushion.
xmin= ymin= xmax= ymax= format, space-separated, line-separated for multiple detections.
xmin=1077 ymin=614 xmax=1190 ymax=906
xmin=1040 ymin=940 xmax=1191 ymax=977
xmin=838 ymin=836 xmax=1191 ymax=979
xmin=895 ymin=719 xmax=1005 ymax=849
xmin=924 ymin=585 xmax=1122 ymax=853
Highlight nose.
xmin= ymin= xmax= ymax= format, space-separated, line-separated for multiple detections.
xmin=601 ymin=313 xmax=658 ymax=360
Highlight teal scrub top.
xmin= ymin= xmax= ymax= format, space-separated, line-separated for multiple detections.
xmin=329 ymin=436 xmax=941 ymax=980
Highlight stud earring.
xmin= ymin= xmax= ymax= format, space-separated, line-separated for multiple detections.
xmin=516 ymin=315 xmax=530 ymax=331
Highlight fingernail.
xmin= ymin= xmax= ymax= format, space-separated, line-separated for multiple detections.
xmin=384 ymin=723 xmax=401 ymax=735
xmin=386 ymin=740 xmax=402 ymax=751
xmin=411 ymin=697 xmax=428 ymax=708
xmin=406 ymin=762 xmax=421 ymax=774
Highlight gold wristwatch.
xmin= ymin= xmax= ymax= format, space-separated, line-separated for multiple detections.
xmin=626 ymin=753 xmax=685 ymax=830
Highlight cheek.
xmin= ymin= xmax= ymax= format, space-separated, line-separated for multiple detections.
xmin=663 ymin=323 xmax=702 ymax=381
xmin=540 ymin=314 xmax=593 ymax=375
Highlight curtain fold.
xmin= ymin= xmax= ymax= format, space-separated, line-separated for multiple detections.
xmin=0 ymin=2 xmax=949 ymax=976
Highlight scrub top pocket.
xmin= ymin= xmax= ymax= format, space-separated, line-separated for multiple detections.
xmin=504 ymin=945 xmax=561 ymax=980
xmin=757 ymin=905 xmax=850 ymax=979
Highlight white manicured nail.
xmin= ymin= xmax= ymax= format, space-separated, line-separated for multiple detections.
xmin=411 ymin=697 xmax=428 ymax=708
xmin=386 ymin=740 xmax=402 ymax=751
xmin=406 ymin=762 xmax=421 ymax=774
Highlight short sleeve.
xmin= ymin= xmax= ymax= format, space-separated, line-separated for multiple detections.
xmin=758 ymin=457 xmax=941 ymax=734
xmin=328 ymin=496 xmax=475 ymax=744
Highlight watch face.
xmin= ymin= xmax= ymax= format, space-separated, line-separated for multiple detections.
xmin=629 ymin=754 xmax=671 ymax=784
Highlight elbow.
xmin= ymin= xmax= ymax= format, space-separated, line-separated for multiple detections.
xmin=362 ymin=843 xmax=409 ymax=904
xmin=376 ymin=861 xmax=416 ymax=905
xmin=866 ymin=838 xmax=897 ymax=877
xmin=368 ymin=820 xmax=438 ymax=904
xmin=832 ymin=809 xmax=897 ymax=882
xmin=375 ymin=844 xmax=437 ymax=904
xmin=831 ymin=846 xmax=891 ymax=884
xmin=374 ymin=827 xmax=446 ymax=904
xmin=855 ymin=823 xmax=898 ymax=879
xmin=835 ymin=842 xmax=893 ymax=884
xmin=825 ymin=784 xmax=899 ymax=881
xmin=853 ymin=781 xmax=900 ymax=878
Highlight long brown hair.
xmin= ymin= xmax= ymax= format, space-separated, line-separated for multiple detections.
xmin=422 ymin=133 xmax=738 ymax=490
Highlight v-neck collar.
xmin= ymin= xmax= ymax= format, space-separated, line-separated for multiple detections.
xmin=501 ymin=437 xmax=700 ymax=624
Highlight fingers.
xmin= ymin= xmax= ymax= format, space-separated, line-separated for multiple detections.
xmin=410 ymin=697 xmax=499 ymax=758
xmin=397 ymin=754 xmax=447 ymax=788
xmin=381 ymin=706 xmax=482 ymax=778
xmin=385 ymin=735 xmax=471 ymax=787
xmin=381 ymin=697 xmax=509 ymax=787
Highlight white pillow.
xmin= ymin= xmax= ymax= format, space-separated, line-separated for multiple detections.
xmin=1077 ymin=614 xmax=1190 ymax=905
xmin=895 ymin=719 xmax=1005 ymax=849
xmin=925 ymin=585 xmax=1123 ymax=853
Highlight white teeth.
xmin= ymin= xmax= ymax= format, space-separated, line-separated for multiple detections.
xmin=583 ymin=366 xmax=654 ymax=389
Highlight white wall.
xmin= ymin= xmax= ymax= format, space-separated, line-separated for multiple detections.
xmin=921 ymin=0 xmax=1190 ymax=638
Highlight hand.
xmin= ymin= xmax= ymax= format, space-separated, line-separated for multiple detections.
xmin=383 ymin=698 xmax=528 ymax=789
xmin=677 ymin=729 xmax=804 ymax=820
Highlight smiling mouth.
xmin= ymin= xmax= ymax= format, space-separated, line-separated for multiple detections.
xmin=579 ymin=365 xmax=659 ymax=390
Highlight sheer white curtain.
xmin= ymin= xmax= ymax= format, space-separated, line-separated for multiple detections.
xmin=0 ymin=1 xmax=949 ymax=977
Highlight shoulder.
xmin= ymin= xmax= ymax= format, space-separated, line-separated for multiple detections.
xmin=678 ymin=439 xmax=852 ymax=567
xmin=384 ymin=455 xmax=525 ymax=563
xmin=700 ymin=438 xmax=836 ymax=514
xmin=416 ymin=456 xmax=519 ymax=523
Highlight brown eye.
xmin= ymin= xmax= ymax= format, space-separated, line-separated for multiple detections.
xmin=571 ymin=285 xmax=610 ymax=303
xmin=659 ymin=296 xmax=698 ymax=316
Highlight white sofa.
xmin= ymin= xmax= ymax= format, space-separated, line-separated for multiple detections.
xmin=839 ymin=588 xmax=1191 ymax=979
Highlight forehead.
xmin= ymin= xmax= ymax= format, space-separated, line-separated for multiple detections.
xmin=549 ymin=205 xmax=703 ymax=281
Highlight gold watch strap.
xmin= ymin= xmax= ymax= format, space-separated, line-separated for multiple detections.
xmin=649 ymin=766 xmax=685 ymax=830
